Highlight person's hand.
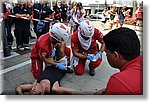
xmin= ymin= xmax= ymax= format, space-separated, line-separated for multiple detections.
xmin=87 ymin=54 xmax=95 ymax=61
xmin=51 ymin=48 xmax=56 ymax=58
xmin=56 ymin=63 xmax=67 ymax=70
xmin=100 ymin=43 xmax=105 ymax=52
xmin=96 ymin=52 xmax=102 ymax=59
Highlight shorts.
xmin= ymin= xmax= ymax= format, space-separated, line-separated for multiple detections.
xmin=119 ymin=18 xmax=125 ymax=24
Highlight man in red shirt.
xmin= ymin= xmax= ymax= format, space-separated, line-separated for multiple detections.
xmin=95 ymin=27 xmax=143 ymax=95
xmin=71 ymin=20 xmax=104 ymax=76
xmin=31 ymin=23 xmax=71 ymax=79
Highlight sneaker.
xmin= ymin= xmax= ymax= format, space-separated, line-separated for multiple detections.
xmin=24 ymin=46 xmax=30 ymax=50
xmin=89 ymin=69 xmax=95 ymax=76
xmin=18 ymin=47 xmax=25 ymax=51
xmin=64 ymin=68 xmax=73 ymax=74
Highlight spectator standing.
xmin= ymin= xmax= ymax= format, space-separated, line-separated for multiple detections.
xmin=135 ymin=5 xmax=143 ymax=26
xmin=25 ymin=1 xmax=36 ymax=39
xmin=76 ymin=2 xmax=85 ymax=24
xmin=33 ymin=0 xmax=53 ymax=38
xmin=119 ymin=4 xmax=127 ymax=27
xmin=69 ymin=1 xmax=77 ymax=34
xmin=108 ymin=6 xmax=117 ymax=30
xmin=61 ymin=2 xmax=68 ymax=24
xmin=53 ymin=0 xmax=62 ymax=22
xmin=13 ymin=0 xmax=32 ymax=51
xmin=73 ymin=2 xmax=86 ymax=32
xmin=125 ymin=9 xmax=131 ymax=23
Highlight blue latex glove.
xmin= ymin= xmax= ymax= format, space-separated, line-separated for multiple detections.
xmin=51 ymin=48 xmax=56 ymax=58
xmin=56 ymin=63 xmax=67 ymax=70
xmin=87 ymin=54 xmax=95 ymax=61
xmin=96 ymin=52 xmax=102 ymax=59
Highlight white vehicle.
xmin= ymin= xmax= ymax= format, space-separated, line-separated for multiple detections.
xmin=90 ymin=12 xmax=103 ymax=19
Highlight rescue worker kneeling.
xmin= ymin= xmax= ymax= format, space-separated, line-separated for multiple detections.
xmin=71 ymin=20 xmax=105 ymax=76
xmin=31 ymin=23 xmax=72 ymax=79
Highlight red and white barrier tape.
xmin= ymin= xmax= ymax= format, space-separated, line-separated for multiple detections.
xmin=1 ymin=13 xmax=53 ymax=23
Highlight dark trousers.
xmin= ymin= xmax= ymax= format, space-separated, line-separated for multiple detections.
xmin=2 ymin=21 xmax=11 ymax=57
xmin=14 ymin=25 xmax=29 ymax=48
xmin=5 ymin=21 xmax=13 ymax=45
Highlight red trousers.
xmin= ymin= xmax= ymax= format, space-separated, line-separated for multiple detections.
xmin=74 ymin=51 xmax=102 ymax=75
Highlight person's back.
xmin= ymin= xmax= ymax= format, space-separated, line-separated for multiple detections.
xmin=31 ymin=33 xmax=51 ymax=58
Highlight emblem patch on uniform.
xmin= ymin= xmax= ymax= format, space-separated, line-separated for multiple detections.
xmin=42 ymin=52 xmax=46 ymax=57
xmin=60 ymin=24 xmax=66 ymax=30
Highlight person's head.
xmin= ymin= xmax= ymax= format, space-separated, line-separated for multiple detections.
xmin=79 ymin=20 xmax=94 ymax=40
xmin=30 ymin=82 xmax=44 ymax=95
xmin=50 ymin=23 xmax=69 ymax=45
xmin=103 ymin=27 xmax=140 ymax=69
xmin=71 ymin=1 xmax=77 ymax=8
xmin=40 ymin=0 xmax=47 ymax=6
xmin=122 ymin=4 xmax=127 ymax=9
xmin=77 ymin=2 xmax=83 ymax=10
xmin=56 ymin=0 xmax=61 ymax=7
xmin=17 ymin=0 xmax=24 ymax=6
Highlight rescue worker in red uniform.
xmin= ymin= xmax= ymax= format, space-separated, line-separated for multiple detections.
xmin=31 ymin=23 xmax=72 ymax=79
xmin=71 ymin=20 xmax=104 ymax=76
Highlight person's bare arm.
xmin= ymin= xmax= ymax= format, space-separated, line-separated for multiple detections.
xmin=99 ymin=43 xmax=105 ymax=53
xmin=72 ymin=48 xmax=87 ymax=59
xmin=41 ymin=56 xmax=57 ymax=66
xmin=15 ymin=13 xmax=30 ymax=18
xmin=70 ymin=9 xmax=76 ymax=22
xmin=16 ymin=84 xmax=33 ymax=95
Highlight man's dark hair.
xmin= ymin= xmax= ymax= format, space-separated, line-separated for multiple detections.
xmin=103 ymin=27 xmax=141 ymax=61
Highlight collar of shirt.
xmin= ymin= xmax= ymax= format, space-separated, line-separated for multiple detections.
xmin=121 ymin=55 xmax=142 ymax=71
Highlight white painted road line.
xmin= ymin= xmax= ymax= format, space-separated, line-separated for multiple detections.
xmin=0 ymin=60 xmax=31 ymax=75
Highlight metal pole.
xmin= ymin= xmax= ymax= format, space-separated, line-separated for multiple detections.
xmin=51 ymin=0 xmax=53 ymax=10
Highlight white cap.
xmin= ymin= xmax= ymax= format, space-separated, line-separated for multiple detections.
xmin=79 ymin=20 xmax=94 ymax=37
xmin=50 ymin=23 xmax=69 ymax=42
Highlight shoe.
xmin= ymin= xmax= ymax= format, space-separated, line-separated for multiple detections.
xmin=17 ymin=47 xmax=25 ymax=51
xmin=89 ymin=69 xmax=95 ymax=76
xmin=64 ymin=68 xmax=73 ymax=74
xmin=24 ymin=46 xmax=30 ymax=50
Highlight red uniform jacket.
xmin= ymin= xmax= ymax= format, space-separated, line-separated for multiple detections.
xmin=71 ymin=28 xmax=103 ymax=54
xmin=31 ymin=33 xmax=70 ymax=79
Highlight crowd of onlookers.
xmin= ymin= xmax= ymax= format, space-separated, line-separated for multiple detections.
xmin=1 ymin=0 xmax=143 ymax=57
xmin=1 ymin=0 xmax=87 ymax=56
xmin=100 ymin=2 xmax=143 ymax=31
